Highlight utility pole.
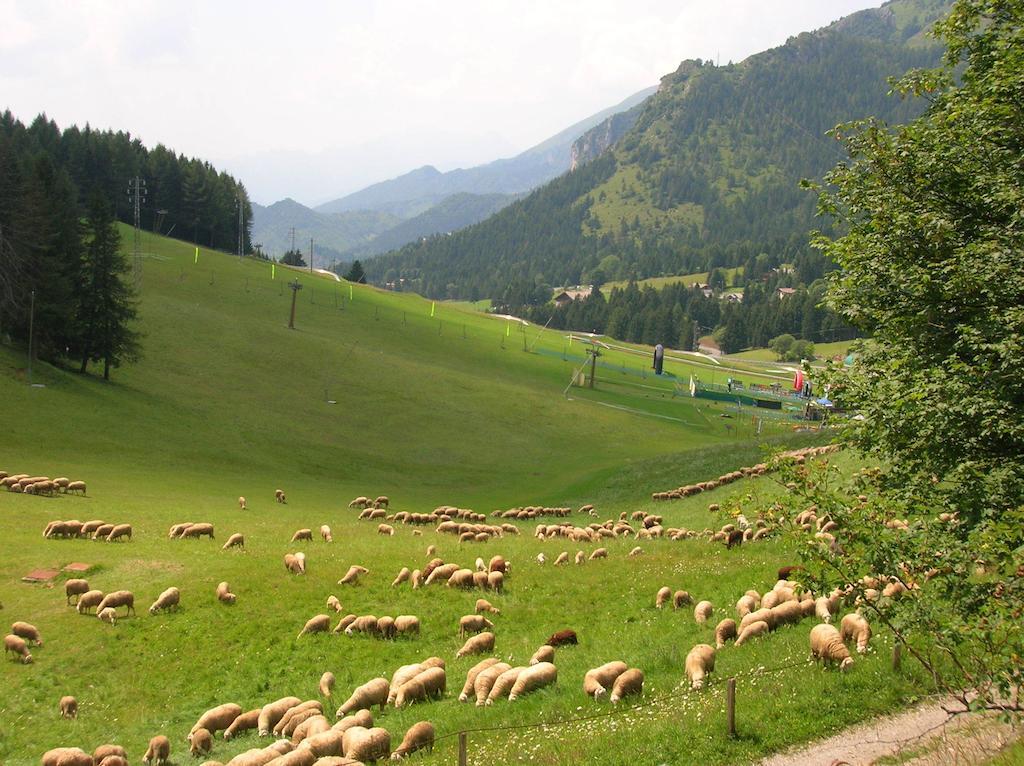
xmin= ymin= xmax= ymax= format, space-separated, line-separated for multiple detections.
xmin=290 ymin=227 xmax=296 ymax=257
xmin=288 ymin=279 xmax=303 ymax=329
xmin=27 ymin=289 xmax=35 ymax=386
xmin=127 ymin=177 xmax=146 ymax=288
xmin=587 ymin=347 xmax=600 ymax=388
xmin=309 ymin=237 xmax=314 ymax=274
xmin=236 ymin=197 xmax=244 ymax=258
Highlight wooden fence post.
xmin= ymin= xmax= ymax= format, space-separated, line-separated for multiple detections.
xmin=727 ymin=677 xmax=737 ymax=737
xmin=458 ymin=731 xmax=468 ymax=766
xmin=893 ymin=643 xmax=902 ymax=672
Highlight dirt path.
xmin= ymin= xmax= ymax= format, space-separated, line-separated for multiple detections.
xmin=758 ymin=697 xmax=1021 ymax=766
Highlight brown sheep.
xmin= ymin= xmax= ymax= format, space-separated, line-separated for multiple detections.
xmin=41 ymin=749 xmax=92 ymax=766
xmin=142 ymin=735 xmax=171 ymax=765
xmin=391 ymin=721 xmax=434 ymax=759
xmin=65 ymin=578 xmax=90 ymax=605
xmin=545 ymin=629 xmax=578 ymax=647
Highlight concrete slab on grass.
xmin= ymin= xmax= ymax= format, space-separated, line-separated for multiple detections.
xmin=22 ymin=568 xmax=60 ymax=583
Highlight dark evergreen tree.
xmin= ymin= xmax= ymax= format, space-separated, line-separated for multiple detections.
xmin=345 ymin=260 xmax=367 ymax=284
xmin=280 ymin=249 xmax=306 ymax=267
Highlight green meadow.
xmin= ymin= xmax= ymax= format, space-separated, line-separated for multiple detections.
xmin=0 ymin=230 xmax=929 ymax=765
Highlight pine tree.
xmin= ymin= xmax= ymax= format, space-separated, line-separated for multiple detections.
xmin=345 ymin=260 xmax=367 ymax=284
xmin=77 ymin=194 xmax=141 ymax=380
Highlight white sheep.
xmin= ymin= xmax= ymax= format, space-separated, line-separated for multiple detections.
xmin=320 ymin=671 xmax=336 ymax=698
xmin=810 ymin=623 xmax=853 ymax=670
xmin=189 ymin=703 xmax=242 ymax=741
xmin=508 ymin=661 xmax=557 ymax=701
xmin=473 ymin=662 xmax=512 ymax=706
xmin=217 ymin=582 xmax=236 ymax=605
xmin=257 ymin=696 xmax=302 ymax=736
xmin=840 ymin=612 xmax=872 ymax=654
xmin=609 ymin=668 xmax=644 ymax=703
xmin=583 ymin=661 xmax=627 ymax=699
xmin=655 ymin=586 xmax=672 ymax=609
xmin=685 ymin=644 xmax=715 ymax=689
xmin=714 ymin=618 xmax=737 ymax=648
xmin=59 ymin=695 xmax=78 ymax=718
xmin=338 ymin=565 xmax=368 ymax=585
xmin=320 ymin=524 xmax=333 ymax=542
xmin=336 ymin=678 xmax=390 ymax=716
xmin=529 ymin=645 xmax=555 ymax=665
xmin=298 ymin=614 xmax=331 ymax=638
xmin=694 ymin=600 xmax=713 ymax=624
xmin=98 ymin=607 xmax=117 ymax=626
xmin=394 ymin=615 xmax=420 ymax=636
xmin=390 ymin=720 xmax=434 ymax=760
xmin=734 ymin=620 xmax=770 ymax=646
xmin=457 ymin=631 xmax=495 ymax=658
xmin=149 ymin=587 xmax=180 ymax=615
xmin=222 ymin=533 xmax=244 ymax=550
xmin=238 ymin=496 xmax=247 ymax=510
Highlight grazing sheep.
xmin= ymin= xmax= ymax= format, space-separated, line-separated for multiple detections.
xmin=60 ymin=695 xmax=78 ymax=718
xmin=770 ymin=600 xmax=804 ymax=629
xmin=714 ymin=619 xmax=738 ymax=648
xmin=148 ymin=587 xmax=180 ymax=615
xmin=609 ymin=668 xmax=644 ymax=703
xmin=345 ymin=615 xmax=380 ymax=636
xmin=553 ymin=551 xmax=569 ymax=566
xmin=65 ymin=578 xmax=90 ymax=605
xmin=388 ymin=664 xmax=426 ymax=704
xmin=694 ymin=601 xmax=713 ymax=624
xmin=536 ymin=552 xmax=546 ymax=566
xmin=291 ymin=715 xmax=330 ymax=746
xmin=655 ymin=586 xmax=672 ymax=609
xmin=190 ymin=703 xmax=242 ymax=741
xmin=740 ymin=608 xmax=776 ymax=632
xmin=332 ymin=709 xmax=374 ymax=735
xmin=529 ymin=645 xmax=555 ymax=665
xmin=458 ymin=615 xmax=493 ymax=637
xmin=377 ymin=616 xmax=397 ymax=639
xmin=456 ymin=631 xmax=495 ymax=658
xmin=810 ymin=623 xmax=854 ymax=670
xmin=143 ymin=735 xmax=171 ymax=765
xmin=279 ymin=702 xmax=323 ymax=736
xmin=394 ymin=615 xmax=420 ymax=637
xmin=395 ymin=666 xmax=446 ymax=707
xmin=338 ymin=565 xmax=368 ymax=585
xmin=390 ymin=568 xmax=410 ymax=588
xmin=673 ymin=591 xmax=693 ymax=609
xmin=735 ymin=620 xmax=770 ymax=647
xmin=41 ymin=748 xmax=92 ymax=766
xmin=222 ymin=533 xmax=245 ymax=550
xmin=319 ymin=525 xmax=333 ymax=543
xmin=458 ymin=658 xmax=500 ymax=702
xmin=169 ymin=523 xmax=193 ymax=539
xmin=486 ymin=571 xmax=504 ymax=592
xmin=319 ymin=672 xmax=336 ymax=699
xmin=342 ymin=726 xmax=391 ymax=763
xmin=336 ymin=678 xmax=390 ymax=716
xmin=583 ymin=661 xmax=627 ymax=699
xmin=628 ymin=546 xmax=643 ymax=557
xmin=297 ymin=728 xmax=345 ymax=758
xmin=333 ymin=614 xmax=357 ymax=634
xmin=349 ymin=496 xmax=370 ymax=509
xmin=258 ymin=697 xmax=303 ymax=736
xmin=377 ymin=524 xmax=395 ymax=536
xmin=325 ymin=595 xmax=343 ymax=613
xmin=189 ymin=728 xmax=213 ymax=757
xmin=97 ymin=590 xmax=135 ymax=616
xmin=299 ymin=615 xmax=332 ymax=638
xmin=183 ymin=522 xmax=215 ymax=539
xmin=589 ymin=548 xmax=608 ymax=561
xmin=67 ymin=481 xmax=87 ymax=495
xmin=736 ymin=595 xmax=758 ymax=618
xmin=390 ymin=721 xmax=434 ymax=760
xmin=575 ymin=551 xmax=585 ymax=565
xmin=291 ymin=528 xmax=313 ymax=542
xmin=473 ymin=662 xmax=512 ymax=706
xmin=374 ymin=496 xmax=390 ymax=509
xmin=98 ymin=607 xmax=117 ymax=626
xmin=508 ymin=662 xmax=557 ymax=701
xmin=284 ymin=553 xmax=306 ymax=574
xmin=106 ymin=523 xmax=132 ymax=542
xmin=77 ymin=590 xmax=104 ymax=614
xmin=545 ymin=629 xmax=578 ymax=647
xmin=471 ymin=571 xmax=489 ymax=589
xmin=410 ymin=569 xmax=423 ymax=590
xmin=685 ymin=644 xmax=715 ymax=689
xmin=275 ymin=489 xmax=286 ymax=503
xmin=223 ymin=709 xmax=260 ymax=740
xmin=446 ymin=568 xmax=475 ymax=588
xmin=93 ymin=745 xmax=128 ymax=763
xmin=840 ymin=613 xmax=872 ymax=654
xmin=238 ymin=496 xmax=247 ymax=509
xmin=217 ymin=582 xmax=236 ymax=605
xmin=475 ymin=599 xmax=500 ymax=615
xmin=815 ymin=596 xmax=835 ymax=623
xmin=486 ymin=666 xmax=527 ymax=704
xmin=11 ymin=621 xmax=42 ymax=646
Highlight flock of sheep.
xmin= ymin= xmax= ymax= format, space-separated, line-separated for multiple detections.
xmin=10 ymin=453 xmax=907 ymax=766
xmin=2 ymin=471 xmax=86 ymax=496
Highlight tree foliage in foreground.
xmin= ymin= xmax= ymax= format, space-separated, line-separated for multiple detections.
xmin=792 ymin=0 xmax=1024 ymax=712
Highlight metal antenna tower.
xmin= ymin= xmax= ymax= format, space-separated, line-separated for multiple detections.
xmin=127 ymin=176 xmax=146 ymax=288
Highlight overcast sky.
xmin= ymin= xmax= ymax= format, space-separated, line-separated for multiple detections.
xmin=2 ymin=1 xmax=884 ymax=206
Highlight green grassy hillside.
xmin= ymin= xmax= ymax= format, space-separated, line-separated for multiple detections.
xmin=0 ymin=231 xmax=930 ymax=765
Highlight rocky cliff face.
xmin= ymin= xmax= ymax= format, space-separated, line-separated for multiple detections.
xmin=569 ymin=102 xmax=647 ymax=170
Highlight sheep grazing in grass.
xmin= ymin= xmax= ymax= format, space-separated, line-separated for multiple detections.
xmin=840 ymin=613 xmax=872 ymax=654
xmin=342 ymin=726 xmax=391 ymax=763
xmin=183 ymin=522 xmax=215 ymax=539
xmin=336 ymin=678 xmax=390 ymax=716
xmin=332 ymin=709 xmax=373 ymax=736
xmin=628 ymin=546 xmax=643 ymax=557
xmin=275 ymin=489 xmax=286 ymax=504
xmin=530 ymin=645 xmax=555 ymax=665
xmin=736 ymin=594 xmax=758 ymax=618
xmin=378 ymin=523 xmax=395 ymax=536
xmin=299 ymin=615 xmax=331 ymax=638
xmin=391 ymin=720 xmax=434 ymax=760
xmin=291 ymin=528 xmax=312 ymax=543
xmin=320 ymin=525 xmax=333 ymax=543
xmin=473 ymin=662 xmax=512 ymax=705
xmin=589 ymin=548 xmax=608 ymax=561
xmin=475 ymin=598 xmax=500 ymax=615
xmin=388 ymin=664 xmax=428 ymax=704
xmin=673 ymin=591 xmax=693 ymax=609
xmin=610 ymin=668 xmax=644 ymax=703
xmin=11 ymin=621 xmax=42 ymax=646
xmin=536 ymin=552 xmax=546 ymax=565
xmin=377 ymin=616 xmax=397 ymax=640
xmin=258 ymin=696 xmax=303 ymax=736
xmin=390 ymin=568 xmax=411 ymax=588
xmin=508 ymin=662 xmax=557 ymax=701
xmin=394 ymin=615 xmax=420 ymax=637
xmin=148 ymin=587 xmax=180 ymax=615
xmin=106 ymin=523 xmax=132 ymax=542
xmin=685 ymin=644 xmax=715 ymax=689
xmin=349 ymin=496 xmax=370 ymax=509
xmin=459 ymin=658 xmax=500 ymax=702
xmin=715 ymin=619 xmax=738 ymax=648
xmin=66 ymin=481 xmax=86 ymax=495
xmin=97 ymin=590 xmax=135 ymax=616
xmin=223 ymin=708 xmax=260 ymax=739
xmin=458 ymin=615 xmax=493 ymax=637
xmin=190 ymin=703 xmax=242 ymax=741
xmin=810 ymin=623 xmax=854 ymax=670
xmin=338 ymin=565 xmax=368 ymax=585
xmin=485 ymin=666 xmax=527 ymax=704
xmin=77 ymin=590 xmax=104 ymax=614
xmin=583 ymin=661 xmax=627 ymax=699
xmin=65 ymin=578 xmax=90 ymax=605
xmin=575 ymin=551 xmax=585 ymax=565
xmin=59 ymin=695 xmax=78 ymax=718
xmin=222 ymin=533 xmax=245 ymax=550
xmin=327 ymin=595 xmax=343 ymax=613
xmin=276 ymin=701 xmax=322 ymax=736
xmin=395 ymin=666 xmax=446 ymax=707
xmin=291 ymin=714 xmax=330 ymax=744
xmin=735 ymin=620 xmax=770 ymax=647
xmin=333 ymin=614 xmax=357 ymax=634
xmin=318 ymin=671 xmax=336 ymax=699
xmin=740 ymin=608 xmax=776 ymax=632
xmin=93 ymin=745 xmax=128 ymax=764
xmin=554 ymin=551 xmax=569 ymax=566
xmin=546 ymin=629 xmax=578 ymax=647
xmin=694 ymin=601 xmax=713 ymax=624
xmin=142 ymin=735 xmax=170 ymax=765
xmin=770 ymin=600 xmax=804 ymax=628
xmin=217 ymin=582 xmax=236 ymax=605
xmin=238 ymin=496 xmax=247 ymax=510
xmin=815 ymin=596 xmax=836 ymax=623
xmin=42 ymin=748 xmax=92 ymax=766
xmin=486 ymin=571 xmax=504 ymax=592
xmin=655 ymin=586 xmax=672 ymax=609
xmin=98 ymin=607 xmax=117 ymax=626
xmin=456 ymin=631 xmax=495 ymax=658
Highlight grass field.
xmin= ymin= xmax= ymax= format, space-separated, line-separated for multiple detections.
xmin=726 ymin=341 xmax=855 ymax=365
xmin=0 ymin=230 xmax=931 ymax=765
xmin=602 ymin=266 xmax=744 ymax=294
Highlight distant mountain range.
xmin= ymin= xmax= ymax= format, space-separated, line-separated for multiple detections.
xmin=251 ymin=86 xmax=655 ymax=268
xmin=363 ymin=0 xmax=949 ymax=299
